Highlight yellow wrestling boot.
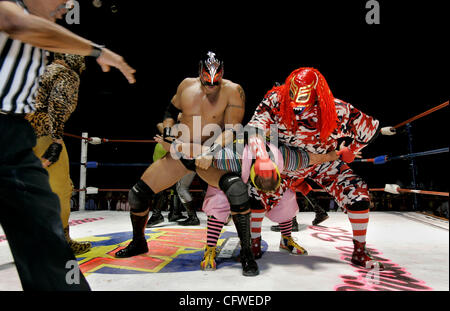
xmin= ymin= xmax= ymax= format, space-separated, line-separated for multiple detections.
xmin=200 ymin=246 xmax=217 ymax=271
xmin=279 ymin=235 xmax=308 ymax=255
xmin=64 ymin=227 xmax=91 ymax=256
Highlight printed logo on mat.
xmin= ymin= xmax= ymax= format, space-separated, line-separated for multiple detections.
xmin=76 ymin=228 xmax=268 ymax=275
xmin=309 ymin=225 xmax=433 ymax=291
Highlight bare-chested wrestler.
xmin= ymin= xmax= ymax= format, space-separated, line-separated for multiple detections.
xmin=115 ymin=51 xmax=259 ymax=276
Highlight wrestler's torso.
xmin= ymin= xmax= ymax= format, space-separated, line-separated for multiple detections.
xmin=175 ymin=78 xmax=236 ymax=144
xmin=278 ymin=102 xmax=349 ymax=154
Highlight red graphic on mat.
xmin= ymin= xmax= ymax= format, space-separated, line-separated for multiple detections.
xmin=79 ymin=228 xmax=207 ymax=274
xmin=0 ymin=217 xmax=105 ymax=243
xmin=69 ymin=217 xmax=104 ymax=226
xmin=309 ymin=225 xmax=433 ymax=291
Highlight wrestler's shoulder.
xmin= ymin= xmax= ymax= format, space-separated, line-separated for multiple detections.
xmin=260 ymin=90 xmax=281 ymax=107
xmin=334 ymin=97 xmax=352 ymax=112
xmin=178 ymin=77 xmax=199 ymax=89
xmin=334 ymin=97 xmax=349 ymax=106
xmin=221 ymin=79 xmax=244 ymax=93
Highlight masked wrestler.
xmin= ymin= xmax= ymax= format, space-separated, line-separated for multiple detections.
xmin=26 ymin=53 xmax=91 ymax=255
xmin=246 ymin=67 xmax=385 ymax=270
xmin=116 ymin=51 xmax=259 ymax=276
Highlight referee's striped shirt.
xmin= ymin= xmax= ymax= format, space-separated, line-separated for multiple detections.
xmin=0 ymin=0 xmax=46 ymax=115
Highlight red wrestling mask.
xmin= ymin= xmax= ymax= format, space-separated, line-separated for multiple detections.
xmin=289 ymin=69 xmax=318 ymax=114
xmin=277 ymin=67 xmax=338 ymax=142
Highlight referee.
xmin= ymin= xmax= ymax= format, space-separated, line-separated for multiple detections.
xmin=0 ymin=0 xmax=135 ymax=290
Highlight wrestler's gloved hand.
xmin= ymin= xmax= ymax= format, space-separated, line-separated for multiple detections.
xmin=42 ymin=142 xmax=63 ymax=166
xmin=336 ymin=146 xmax=356 ymax=163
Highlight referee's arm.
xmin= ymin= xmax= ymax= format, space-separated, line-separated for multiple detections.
xmin=0 ymin=1 xmax=136 ymax=84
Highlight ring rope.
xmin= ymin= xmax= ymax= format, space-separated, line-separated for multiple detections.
xmin=101 ymin=139 xmax=156 ymax=143
xmin=63 ymin=133 xmax=156 ymax=144
xmin=70 ymin=147 xmax=448 ymax=168
xmin=74 ymin=186 xmax=447 ymax=197
xmin=74 ymin=187 xmax=204 ymax=194
xmin=64 ymin=132 xmax=92 ymax=141
xmin=354 ymin=147 xmax=449 ymax=164
xmin=310 ymin=187 xmax=448 ymax=197
xmin=393 ymin=101 xmax=448 ymax=129
xmin=368 ymin=187 xmax=448 ymax=197
xmin=72 ymin=162 xmax=152 ymax=168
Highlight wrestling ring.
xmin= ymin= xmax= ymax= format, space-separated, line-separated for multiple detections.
xmin=0 ymin=101 xmax=448 ymax=291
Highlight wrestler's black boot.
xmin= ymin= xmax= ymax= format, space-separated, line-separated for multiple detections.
xmin=147 ymin=209 xmax=164 ymax=227
xmin=147 ymin=193 xmax=164 ymax=227
xmin=168 ymin=193 xmax=186 ymax=222
xmin=115 ymin=212 xmax=149 ymax=258
xmin=310 ymin=197 xmax=329 ymax=226
xmin=177 ymin=201 xmax=200 ymax=226
xmin=232 ymin=213 xmax=259 ymax=276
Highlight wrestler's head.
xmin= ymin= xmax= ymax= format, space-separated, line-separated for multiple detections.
xmin=54 ymin=53 xmax=86 ymax=75
xmin=289 ymin=68 xmax=319 ymax=115
xmin=199 ymin=51 xmax=224 ymax=91
xmin=278 ymin=67 xmax=338 ymax=142
xmin=250 ymin=162 xmax=281 ymax=192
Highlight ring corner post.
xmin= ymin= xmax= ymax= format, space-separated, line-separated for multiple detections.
xmin=79 ymin=132 xmax=89 ymax=211
xmin=405 ymin=123 xmax=419 ymax=211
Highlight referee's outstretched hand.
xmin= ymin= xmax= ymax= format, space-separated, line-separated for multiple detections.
xmin=96 ymin=48 xmax=136 ymax=84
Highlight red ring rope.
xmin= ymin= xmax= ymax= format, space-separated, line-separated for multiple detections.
xmin=393 ymin=101 xmax=448 ymax=129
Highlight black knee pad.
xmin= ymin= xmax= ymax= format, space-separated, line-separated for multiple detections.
xmin=129 ymin=180 xmax=154 ymax=213
xmin=219 ymin=172 xmax=250 ymax=213
xmin=347 ymin=200 xmax=370 ymax=212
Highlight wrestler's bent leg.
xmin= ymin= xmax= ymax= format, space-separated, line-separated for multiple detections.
xmin=265 ymin=189 xmax=307 ymax=255
xmin=197 ymin=167 xmax=259 ymax=276
xmin=249 ymin=197 xmax=265 ymax=259
xmin=312 ymin=161 xmax=383 ymax=269
xmin=115 ymin=155 xmax=190 ymax=258
xmin=200 ymin=185 xmax=231 ymax=270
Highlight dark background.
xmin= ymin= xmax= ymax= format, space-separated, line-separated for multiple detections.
xmin=61 ymin=1 xmax=448 ymax=209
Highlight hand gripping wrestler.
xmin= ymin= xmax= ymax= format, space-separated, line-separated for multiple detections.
xmin=246 ymin=67 xmax=386 ymax=270
xmin=116 ymin=51 xmax=259 ymax=276
xmin=25 ymin=53 xmax=91 ymax=255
